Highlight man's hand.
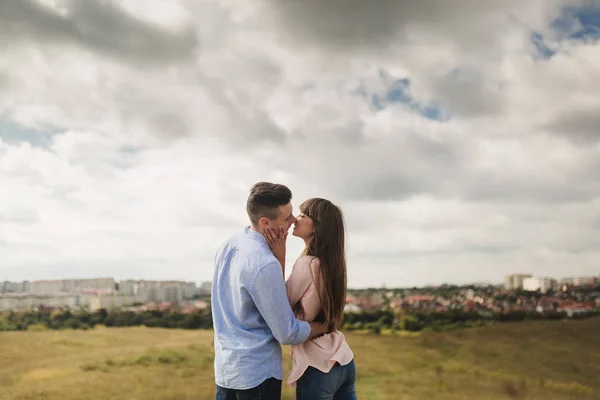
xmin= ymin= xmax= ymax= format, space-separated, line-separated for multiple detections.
xmin=264 ymin=226 xmax=287 ymax=272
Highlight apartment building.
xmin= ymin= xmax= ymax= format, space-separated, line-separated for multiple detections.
xmin=504 ymin=274 xmax=533 ymax=290
xmin=30 ymin=278 xmax=116 ymax=294
xmin=522 ymin=277 xmax=556 ymax=293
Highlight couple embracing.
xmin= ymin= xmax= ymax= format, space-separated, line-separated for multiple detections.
xmin=211 ymin=182 xmax=357 ymax=400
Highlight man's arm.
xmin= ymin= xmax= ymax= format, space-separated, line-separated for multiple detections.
xmin=249 ymin=261 xmax=327 ymax=344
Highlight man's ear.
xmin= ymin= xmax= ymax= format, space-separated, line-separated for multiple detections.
xmin=258 ymin=217 xmax=270 ymax=230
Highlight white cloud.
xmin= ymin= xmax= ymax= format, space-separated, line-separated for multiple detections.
xmin=0 ymin=0 xmax=599 ymax=287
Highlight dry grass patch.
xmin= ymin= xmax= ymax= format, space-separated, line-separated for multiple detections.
xmin=1 ymin=319 xmax=599 ymax=399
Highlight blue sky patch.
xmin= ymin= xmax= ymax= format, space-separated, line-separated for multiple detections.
xmin=553 ymin=3 xmax=600 ymax=41
xmin=361 ymin=70 xmax=450 ymax=121
xmin=0 ymin=119 xmax=54 ymax=148
xmin=118 ymin=145 xmax=143 ymax=155
xmin=531 ymin=31 xmax=556 ymax=59
xmin=531 ymin=3 xmax=600 ymax=60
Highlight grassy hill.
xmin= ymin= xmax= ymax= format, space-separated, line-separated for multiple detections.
xmin=1 ymin=318 xmax=599 ymax=399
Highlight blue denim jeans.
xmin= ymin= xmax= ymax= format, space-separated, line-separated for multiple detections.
xmin=296 ymin=359 xmax=358 ymax=400
xmin=216 ymin=378 xmax=282 ymax=400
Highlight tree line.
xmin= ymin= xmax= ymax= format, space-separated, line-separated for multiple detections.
xmin=1 ymin=307 xmax=598 ymax=333
xmin=0 ymin=308 xmax=212 ymax=332
xmin=343 ymin=309 xmax=600 ymax=334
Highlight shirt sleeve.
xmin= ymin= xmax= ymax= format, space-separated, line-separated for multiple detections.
xmin=286 ymin=256 xmax=317 ymax=308
xmin=249 ymin=260 xmax=311 ymax=345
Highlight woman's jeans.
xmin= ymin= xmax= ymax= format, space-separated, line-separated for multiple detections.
xmin=296 ymin=359 xmax=357 ymax=400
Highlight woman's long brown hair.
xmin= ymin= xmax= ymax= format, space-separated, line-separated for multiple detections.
xmin=300 ymin=198 xmax=347 ymax=332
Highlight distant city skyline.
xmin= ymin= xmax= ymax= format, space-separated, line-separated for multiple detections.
xmin=2 ymin=273 xmax=597 ymax=314
xmin=2 ymin=271 xmax=599 ymax=291
xmin=0 ymin=277 xmax=212 ymax=312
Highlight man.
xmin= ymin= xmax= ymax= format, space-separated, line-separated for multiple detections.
xmin=212 ymin=182 xmax=328 ymax=400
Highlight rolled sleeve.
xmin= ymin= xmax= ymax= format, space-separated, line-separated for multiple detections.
xmin=250 ymin=261 xmax=311 ymax=345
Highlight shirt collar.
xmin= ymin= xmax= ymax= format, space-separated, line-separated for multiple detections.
xmin=245 ymin=226 xmax=268 ymax=247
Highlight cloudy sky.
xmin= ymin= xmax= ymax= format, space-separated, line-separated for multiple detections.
xmin=1 ymin=0 xmax=600 ymax=288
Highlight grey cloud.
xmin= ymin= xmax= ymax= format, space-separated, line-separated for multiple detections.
xmin=0 ymin=73 xmax=9 ymax=92
xmin=432 ymin=69 xmax=506 ymax=117
xmin=462 ymin=171 xmax=600 ymax=203
xmin=117 ymin=108 xmax=192 ymax=140
xmin=561 ymin=241 xmax=600 ymax=254
xmin=342 ymin=172 xmax=426 ymax=201
xmin=276 ymin=124 xmax=600 ymax=204
xmin=278 ymin=132 xmax=468 ymax=201
xmin=264 ymin=0 xmax=553 ymax=52
xmin=460 ymin=152 xmax=600 ymax=204
xmin=357 ymin=245 xmax=522 ymax=261
xmin=460 ymin=174 xmax=598 ymax=203
xmin=0 ymin=210 xmax=41 ymax=225
xmin=296 ymin=118 xmax=366 ymax=147
xmin=267 ymin=0 xmax=410 ymax=51
xmin=341 ymin=136 xmax=465 ymax=201
xmin=193 ymin=72 xmax=288 ymax=146
xmin=152 ymin=113 xmax=191 ymax=139
xmin=179 ymin=211 xmax=241 ymax=230
xmin=263 ymin=0 xmax=553 ymax=121
xmin=548 ymin=107 xmax=600 ymax=143
xmin=0 ymin=0 xmax=198 ymax=65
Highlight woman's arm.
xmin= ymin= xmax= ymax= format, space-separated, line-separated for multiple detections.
xmin=264 ymin=227 xmax=287 ymax=277
xmin=285 ymin=256 xmax=317 ymax=308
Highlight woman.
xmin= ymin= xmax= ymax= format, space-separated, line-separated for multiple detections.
xmin=265 ymin=198 xmax=357 ymax=400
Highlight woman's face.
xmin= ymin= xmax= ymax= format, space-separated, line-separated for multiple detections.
xmin=292 ymin=212 xmax=315 ymax=241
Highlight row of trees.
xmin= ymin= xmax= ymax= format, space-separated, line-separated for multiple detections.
xmin=1 ymin=307 xmax=598 ymax=333
xmin=342 ymin=309 xmax=600 ymax=334
xmin=0 ymin=308 xmax=212 ymax=332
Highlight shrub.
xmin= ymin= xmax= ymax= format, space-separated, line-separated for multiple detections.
xmin=27 ymin=324 xmax=49 ymax=332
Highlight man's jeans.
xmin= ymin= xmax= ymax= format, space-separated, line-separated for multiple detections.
xmin=216 ymin=378 xmax=282 ymax=400
xmin=296 ymin=360 xmax=358 ymax=400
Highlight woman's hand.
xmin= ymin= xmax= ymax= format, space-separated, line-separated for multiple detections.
xmin=264 ymin=226 xmax=287 ymax=271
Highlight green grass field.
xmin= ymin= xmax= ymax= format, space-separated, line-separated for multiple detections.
xmin=1 ymin=318 xmax=599 ymax=400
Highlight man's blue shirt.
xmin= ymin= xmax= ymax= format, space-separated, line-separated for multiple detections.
xmin=211 ymin=226 xmax=311 ymax=390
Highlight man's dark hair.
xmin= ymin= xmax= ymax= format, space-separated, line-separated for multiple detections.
xmin=246 ymin=182 xmax=292 ymax=226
